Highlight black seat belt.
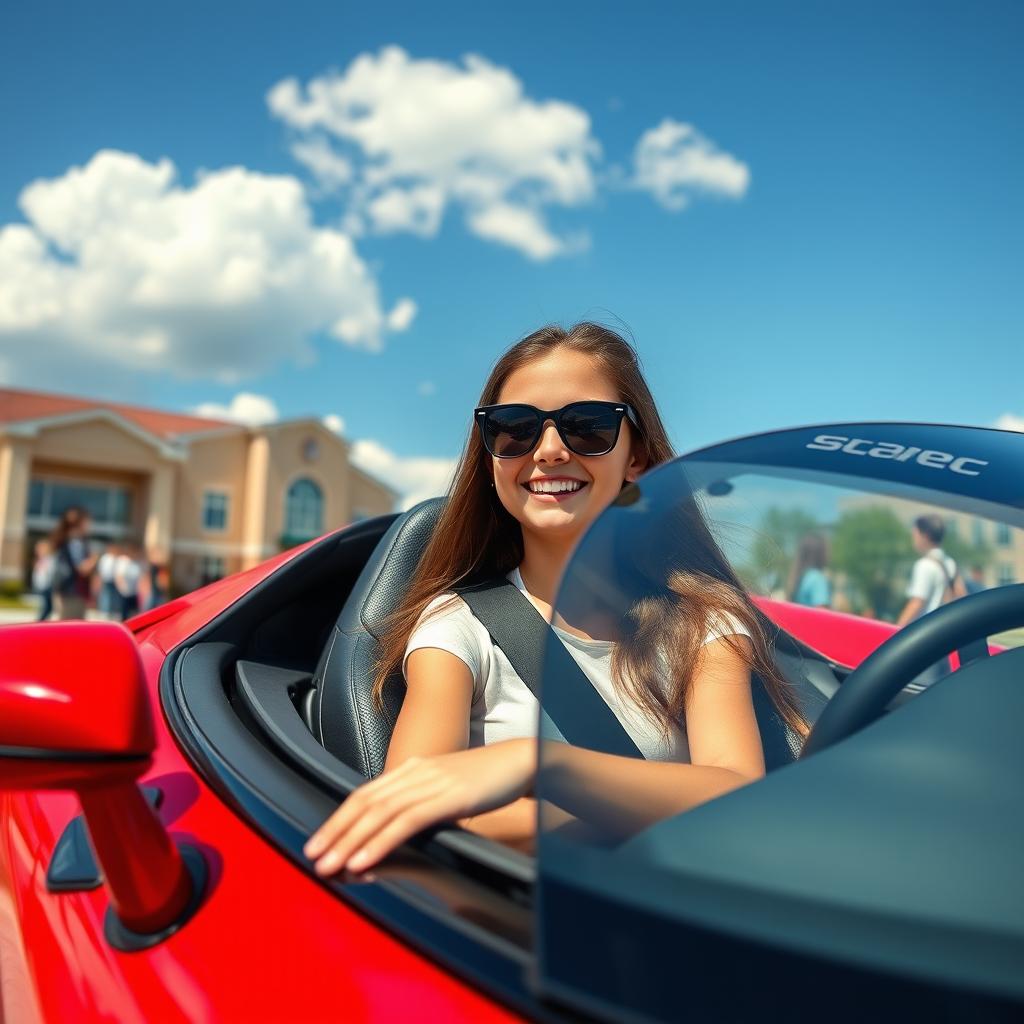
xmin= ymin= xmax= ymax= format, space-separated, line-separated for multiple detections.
xmin=457 ymin=578 xmax=644 ymax=759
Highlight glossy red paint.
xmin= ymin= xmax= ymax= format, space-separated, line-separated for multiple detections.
xmin=755 ymin=597 xmax=899 ymax=668
xmin=0 ymin=621 xmax=155 ymax=755
xmin=0 ymin=526 xmax=524 ymax=1024
xmin=78 ymin=783 xmax=193 ymax=935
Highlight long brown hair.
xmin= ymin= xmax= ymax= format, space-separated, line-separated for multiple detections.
xmin=607 ymin=496 xmax=808 ymax=739
xmin=49 ymin=506 xmax=89 ymax=549
xmin=373 ymin=322 xmax=805 ymax=739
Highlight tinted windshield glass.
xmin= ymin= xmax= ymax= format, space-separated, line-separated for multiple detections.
xmin=534 ymin=424 xmax=1023 ymax=1021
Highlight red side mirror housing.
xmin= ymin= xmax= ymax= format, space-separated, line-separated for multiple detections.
xmin=0 ymin=621 xmax=155 ymax=785
xmin=0 ymin=622 xmax=202 ymax=945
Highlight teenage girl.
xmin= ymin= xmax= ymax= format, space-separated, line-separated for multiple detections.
xmin=306 ymin=323 xmax=804 ymax=875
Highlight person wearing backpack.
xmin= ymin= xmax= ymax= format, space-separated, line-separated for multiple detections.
xmin=896 ymin=514 xmax=967 ymax=628
xmin=49 ymin=506 xmax=100 ymax=621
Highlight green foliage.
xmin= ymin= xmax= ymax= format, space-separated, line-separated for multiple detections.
xmin=746 ymin=507 xmax=821 ymax=594
xmin=831 ymin=506 xmax=915 ymax=620
xmin=942 ymin=533 xmax=992 ymax=575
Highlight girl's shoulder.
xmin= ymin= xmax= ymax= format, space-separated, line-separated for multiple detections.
xmin=409 ymin=590 xmax=491 ymax=649
xmin=702 ymin=609 xmax=753 ymax=647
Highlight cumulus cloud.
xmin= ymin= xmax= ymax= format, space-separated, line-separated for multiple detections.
xmin=632 ymin=119 xmax=750 ymax=211
xmin=192 ymin=392 xmax=280 ymax=426
xmin=0 ymin=149 xmax=415 ymax=390
xmin=268 ymin=47 xmax=600 ymax=261
xmin=385 ymin=297 xmax=418 ymax=332
xmin=994 ymin=414 xmax=1024 ymax=432
xmin=322 ymin=412 xmax=347 ymax=435
xmin=349 ymin=438 xmax=456 ymax=510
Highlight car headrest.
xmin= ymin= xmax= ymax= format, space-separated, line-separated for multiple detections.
xmin=313 ymin=496 xmax=446 ymax=777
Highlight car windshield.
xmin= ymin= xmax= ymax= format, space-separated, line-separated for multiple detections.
xmin=533 ymin=423 xmax=1023 ymax=1021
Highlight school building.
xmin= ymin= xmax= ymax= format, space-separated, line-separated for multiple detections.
xmin=0 ymin=387 xmax=397 ymax=593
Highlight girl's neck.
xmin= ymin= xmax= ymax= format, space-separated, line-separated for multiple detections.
xmin=517 ymin=533 xmax=576 ymax=604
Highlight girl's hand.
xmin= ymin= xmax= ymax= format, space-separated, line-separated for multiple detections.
xmin=304 ymin=739 xmax=536 ymax=875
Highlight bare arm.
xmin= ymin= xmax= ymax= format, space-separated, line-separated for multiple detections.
xmin=896 ymin=596 xmax=924 ymax=628
xmin=384 ymin=648 xmax=473 ymax=767
xmin=541 ymin=636 xmax=763 ymax=835
xmin=386 ymin=648 xmax=538 ymax=852
xmin=307 ymin=636 xmax=764 ymax=873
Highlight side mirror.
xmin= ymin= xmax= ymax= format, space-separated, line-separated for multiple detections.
xmin=0 ymin=621 xmax=203 ymax=947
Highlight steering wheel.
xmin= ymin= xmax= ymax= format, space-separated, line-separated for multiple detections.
xmin=801 ymin=584 xmax=1024 ymax=757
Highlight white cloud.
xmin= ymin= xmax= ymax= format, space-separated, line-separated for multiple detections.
xmin=0 ymin=149 xmax=413 ymax=390
xmin=322 ymin=412 xmax=346 ymax=435
xmin=192 ymin=392 xmax=280 ymax=426
xmin=994 ymin=414 xmax=1024 ymax=432
xmin=289 ymin=137 xmax=354 ymax=190
xmin=385 ymin=296 xmax=418 ymax=332
xmin=466 ymin=202 xmax=565 ymax=261
xmin=632 ymin=119 xmax=750 ymax=211
xmin=350 ymin=438 xmax=456 ymax=510
xmin=268 ymin=47 xmax=601 ymax=260
xmin=416 ymin=380 xmax=437 ymax=397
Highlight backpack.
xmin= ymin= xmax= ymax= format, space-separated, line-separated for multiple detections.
xmin=927 ymin=552 xmax=965 ymax=605
xmin=52 ymin=545 xmax=82 ymax=597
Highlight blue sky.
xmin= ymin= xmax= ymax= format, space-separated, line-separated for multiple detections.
xmin=2 ymin=0 xmax=1021 ymax=503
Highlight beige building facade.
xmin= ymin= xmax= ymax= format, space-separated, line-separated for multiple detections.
xmin=0 ymin=388 xmax=396 ymax=593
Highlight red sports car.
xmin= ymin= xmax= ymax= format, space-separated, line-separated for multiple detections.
xmin=2 ymin=422 xmax=1022 ymax=1023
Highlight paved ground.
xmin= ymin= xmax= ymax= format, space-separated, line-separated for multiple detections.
xmin=0 ymin=597 xmax=109 ymax=625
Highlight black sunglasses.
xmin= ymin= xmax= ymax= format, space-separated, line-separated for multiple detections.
xmin=475 ymin=401 xmax=641 ymax=459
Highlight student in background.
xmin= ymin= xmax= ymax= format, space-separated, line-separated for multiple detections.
xmin=32 ymin=539 xmax=55 ymax=622
xmin=896 ymin=515 xmax=966 ymax=628
xmin=115 ymin=543 xmax=144 ymax=620
xmin=97 ymin=543 xmax=122 ymax=620
xmin=145 ymin=552 xmax=170 ymax=610
xmin=963 ymin=564 xmax=987 ymax=596
xmin=787 ymin=533 xmax=832 ymax=608
xmin=49 ymin=507 xmax=99 ymax=620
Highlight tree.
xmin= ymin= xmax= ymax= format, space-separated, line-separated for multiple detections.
xmin=830 ymin=506 xmax=915 ymax=620
xmin=744 ymin=507 xmax=822 ymax=596
xmin=942 ymin=533 xmax=993 ymax=579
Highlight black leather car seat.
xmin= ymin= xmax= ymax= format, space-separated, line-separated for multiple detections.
xmin=311 ymin=495 xmax=831 ymax=779
xmin=312 ymin=497 xmax=446 ymax=778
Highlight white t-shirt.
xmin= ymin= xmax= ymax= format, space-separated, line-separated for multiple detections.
xmin=32 ymin=554 xmax=54 ymax=592
xmin=906 ymin=548 xmax=957 ymax=616
xmin=115 ymin=555 xmax=142 ymax=596
xmin=98 ymin=551 xmax=118 ymax=583
xmin=403 ymin=567 xmax=751 ymax=763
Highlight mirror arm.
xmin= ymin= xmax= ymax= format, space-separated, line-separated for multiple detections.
xmin=78 ymin=780 xmax=193 ymax=935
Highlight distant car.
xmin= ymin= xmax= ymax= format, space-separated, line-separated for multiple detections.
xmin=1 ymin=422 xmax=1021 ymax=1023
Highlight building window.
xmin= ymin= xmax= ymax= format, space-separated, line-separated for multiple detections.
xmin=995 ymin=522 xmax=1011 ymax=547
xmin=199 ymin=555 xmax=225 ymax=587
xmin=202 ymin=491 xmax=229 ymax=531
xmin=284 ymin=478 xmax=324 ymax=543
xmin=971 ymin=518 xmax=985 ymax=547
xmin=998 ymin=563 xmax=1014 ymax=587
xmin=27 ymin=478 xmax=133 ymax=528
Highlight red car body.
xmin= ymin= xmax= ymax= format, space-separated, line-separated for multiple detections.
xmin=0 ymin=541 xmax=523 ymax=1024
xmin=0 ymin=521 xmax=994 ymax=1022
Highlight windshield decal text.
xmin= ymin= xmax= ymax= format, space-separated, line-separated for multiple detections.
xmin=806 ymin=435 xmax=988 ymax=476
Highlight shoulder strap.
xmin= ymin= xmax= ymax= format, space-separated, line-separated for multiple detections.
xmin=456 ymin=578 xmax=644 ymax=759
xmin=926 ymin=552 xmax=957 ymax=599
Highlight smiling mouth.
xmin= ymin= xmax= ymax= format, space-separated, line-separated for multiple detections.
xmin=522 ymin=479 xmax=587 ymax=495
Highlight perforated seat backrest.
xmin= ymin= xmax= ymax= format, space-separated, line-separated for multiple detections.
xmin=313 ymin=497 xmax=445 ymax=778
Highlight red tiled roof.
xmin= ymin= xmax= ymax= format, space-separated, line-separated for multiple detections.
xmin=0 ymin=387 xmax=235 ymax=440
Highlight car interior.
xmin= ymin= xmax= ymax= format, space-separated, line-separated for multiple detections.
xmin=165 ymin=496 xmax=849 ymax=879
xmin=157 ymin=488 xmax=1020 ymax=1013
